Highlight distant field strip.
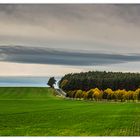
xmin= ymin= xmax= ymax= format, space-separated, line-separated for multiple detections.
xmin=0 ymin=87 xmax=139 ymax=136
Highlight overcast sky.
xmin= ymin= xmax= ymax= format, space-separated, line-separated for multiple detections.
xmin=0 ymin=4 xmax=140 ymax=76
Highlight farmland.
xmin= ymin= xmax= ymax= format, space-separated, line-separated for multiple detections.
xmin=0 ymin=87 xmax=139 ymax=136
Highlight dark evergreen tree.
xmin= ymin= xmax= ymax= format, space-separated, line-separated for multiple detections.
xmin=47 ymin=77 xmax=56 ymax=88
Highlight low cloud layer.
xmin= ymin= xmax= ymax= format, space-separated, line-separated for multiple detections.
xmin=0 ymin=45 xmax=140 ymax=66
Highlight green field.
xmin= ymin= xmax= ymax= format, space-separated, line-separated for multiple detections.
xmin=0 ymin=87 xmax=139 ymax=136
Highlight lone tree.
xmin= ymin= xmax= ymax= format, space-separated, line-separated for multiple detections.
xmin=47 ymin=77 xmax=56 ymax=88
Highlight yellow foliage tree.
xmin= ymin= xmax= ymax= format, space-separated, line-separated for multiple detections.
xmin=123 ymin=90 xmax=129 ymax=101
xmin=87 ymin=89 xmax=94 ymax=100
xmin=115 ymin=89 xmax=126 ymax=102
xmin=135 ymin=88 xmax=140 ymax=101
xmin=92 ymin=88 xmax=103 ymax=101
xmin=104 ymin=88 xmax=114 ymax=100
xmin=127 ymin=90 xmax=134 ymax=101
xmin=75 ymin=90 xmax=83 ymax=100
xmin=83 ymin=91 xmax=88 ymax=100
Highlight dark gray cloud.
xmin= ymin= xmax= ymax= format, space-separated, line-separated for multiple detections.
xmin=0 ymin=45 xmax=140 ymax=66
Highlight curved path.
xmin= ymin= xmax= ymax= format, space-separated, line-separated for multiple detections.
xmin=54 ymin=80 xmax=67 ymax=97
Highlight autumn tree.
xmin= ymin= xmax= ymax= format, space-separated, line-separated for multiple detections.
xmin=104 ymin=88 xmax=114 ymax=100
xmin=135 ymin=88 xmax=140 ymax=101
xmin=87 ymin=89 xmax=94 ymax=100
xmin=127 ymin=90 xmax=134 ymax=101
xmin=115 ymin=89 xmax=126 ymax=102
xmin=83 ymin=91 xmax=88 ymax=100
xmin=123 ymin=90 xmax=129 ymax=101
xmin=93 ymin=88 xmax=103 ymax=101
xmin=75 ymin=90 xmax=83 ymax=100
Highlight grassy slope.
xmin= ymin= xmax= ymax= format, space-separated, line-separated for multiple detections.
xmin=0 ymin=87 xmax=139 ymax=136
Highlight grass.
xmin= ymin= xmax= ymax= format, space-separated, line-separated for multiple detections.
xmin=0 ymin=87 xmax=139 ymax=136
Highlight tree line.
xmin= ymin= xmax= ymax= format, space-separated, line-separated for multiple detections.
xmin=59 ymin=71 xmax=140 ymax=91
xmin=65 ymin=88 xmax=140 ymax=102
